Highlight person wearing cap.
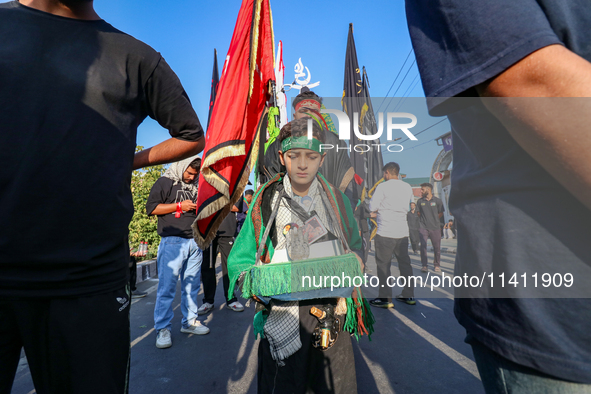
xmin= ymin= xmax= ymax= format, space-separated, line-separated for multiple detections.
xmin=146 ymin=156 xmax=210 ymax=349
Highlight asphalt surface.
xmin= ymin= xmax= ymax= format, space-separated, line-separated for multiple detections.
xmin=11 ymin=238 xmax=484 ymax=394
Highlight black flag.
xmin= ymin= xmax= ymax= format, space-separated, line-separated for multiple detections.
xmin=343 ymin=23 xmax=383 ymax=262
xmin=207 ymin=48 xmax=219 ymax=129
xmin=342 ymin=23 xmax=384 ymax=194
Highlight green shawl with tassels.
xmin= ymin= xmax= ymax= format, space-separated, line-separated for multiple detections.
xmin=227 ymin=173 xmax=375 ymax=340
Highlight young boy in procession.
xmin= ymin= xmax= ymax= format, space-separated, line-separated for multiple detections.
xmin=227 ymin=118 xmax=374 ymax=393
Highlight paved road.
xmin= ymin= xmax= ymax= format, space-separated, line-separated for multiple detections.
xmin=12 ymin=239 xmax=484 ymax=394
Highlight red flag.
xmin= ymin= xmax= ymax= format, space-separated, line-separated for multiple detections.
xmin=193 ymin=0 xmax=275 ymax=248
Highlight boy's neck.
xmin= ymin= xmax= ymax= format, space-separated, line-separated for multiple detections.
xmin=289 ymin=177 xmax=312 ymax=197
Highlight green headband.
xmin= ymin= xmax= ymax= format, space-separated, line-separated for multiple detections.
xmin=281 ymin=136 xmax=322 ymax=153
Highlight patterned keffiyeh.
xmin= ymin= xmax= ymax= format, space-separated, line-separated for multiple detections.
xmin=263 ymin=301 xmax=301 ymax=366
xmin=263 ymin=175 xmax=341 ymax=364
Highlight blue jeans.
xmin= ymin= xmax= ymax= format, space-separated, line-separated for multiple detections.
xmin=469 ymin=335 xmax=591 ymax=393
xmin=154 ymin=236 xmax=202 ymax=331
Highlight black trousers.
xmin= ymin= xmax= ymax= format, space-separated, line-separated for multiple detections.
xmin=419 ymin=228 xmax=441 ymax=269
xmin=201 ymin=235 xmax=236 ymax=304
xmin=374 ymin=234 xmax=414 ymax=300
xmin=257 ymin=300 xmax=357 ymax=394
xmin=409 ymin=228 xmax=420 ymax=252
xmin=0 ymin=287 xmax=130 ymax=394
xmin=129 ymin=255 xmax=138 ymax=291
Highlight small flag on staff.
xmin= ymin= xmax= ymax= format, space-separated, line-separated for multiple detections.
xmin=342 ymin=23 xmax=384 ymax=193
xmin=342 ymin=23 xmax=384 ymax=260
xmin=207 ymin=48 xmax=219 ymax=128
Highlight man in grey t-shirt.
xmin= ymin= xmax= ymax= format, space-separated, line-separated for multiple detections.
xmin=417 ymin=183 xmax=445 ymax=272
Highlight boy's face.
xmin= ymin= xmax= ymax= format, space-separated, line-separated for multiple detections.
xmin=279 ymin=147 xmax=326 ymax=189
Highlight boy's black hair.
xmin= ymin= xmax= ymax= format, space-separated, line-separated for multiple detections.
xmin=382 ymin=162 xmax=400 ymax=175
xmin=245 ymin=189 xmax=254 ymax=196
xmin=420 ymin=182 xmax=433 ymax=190
xmin=278 ymin=118 xmax=325 ymax=145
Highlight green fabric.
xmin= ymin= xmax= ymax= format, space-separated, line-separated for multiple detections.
xmin=317 ymin=172 xmax=363 ymax=252
xmin=241 ymin=253 xmax=362 ymax=298
xmin=264 ymin=106 xmax=281 ymax=154
xmin=343 ymin=289 xmax=375 ymax=340
xmin=226 ymin=173 xmax=373 ymax=340
xmin=253 ymin=310 xmax=268 ymax=339
xmin=227 ymin=173 xmax=362 ymax=300
xmin=227 ymin=178 xmax=278 ymax=300
xmin=280 ymin=136 xmax=323 ymax=154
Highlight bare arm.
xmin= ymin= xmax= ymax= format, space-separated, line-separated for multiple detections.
xmin=133 ymin=137 xmax=205 ymax=170
xmin=476 ymin=44 xmax=591 ymax=211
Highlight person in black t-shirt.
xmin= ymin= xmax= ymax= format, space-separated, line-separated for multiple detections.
xmin=198 ymin=206 xmax=245 ymax=315
xmin=416 ymin=183 xmax=445 ymax=272
xmin=0 ymin=1 xmax=205 ymax=393
xmin=407 ymin=202 xmax=420 ymax=254
xmin=407 ymin=0 xmax=591 ymax=390
xmin=235 ymin=189 xmax=253 ymax=235
xmin=147 ymin=157 xmax=210 ymax=348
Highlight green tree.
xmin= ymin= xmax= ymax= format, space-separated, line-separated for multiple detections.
xmin=129 ymin=146 xmax=165 ymax=259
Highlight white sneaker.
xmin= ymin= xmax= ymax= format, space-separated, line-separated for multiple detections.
xmin=197 ymin=302 xmax=214 ymax=315
xmin=156 ymin=328 xmax=172 ymax=349
xmin=226 ymin=301 xmax=244 ymax=312
xmin=180 ymin=320 xmax=210 ymax=335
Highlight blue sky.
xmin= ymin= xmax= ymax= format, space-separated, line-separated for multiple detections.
xmin=94 ymin=0 xmax=450 ymax=178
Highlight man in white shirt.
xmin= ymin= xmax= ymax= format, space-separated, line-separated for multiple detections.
xmin=368 ymin=162 xmax=416 ymax=308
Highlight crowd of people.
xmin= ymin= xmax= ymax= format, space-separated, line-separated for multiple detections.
xmin=2 ymin=0 xmax=589 ymax=393
xmin=138 ymin=101 xmax=449 ymax=391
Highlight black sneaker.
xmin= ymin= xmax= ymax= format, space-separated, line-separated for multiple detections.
xmin=369 ymin=299 xmax=394 ymax=308
xmin=131 ymin=289 xmax=148 ymax=299
xmin=395 ymin=295 xmax=416 ymax=305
